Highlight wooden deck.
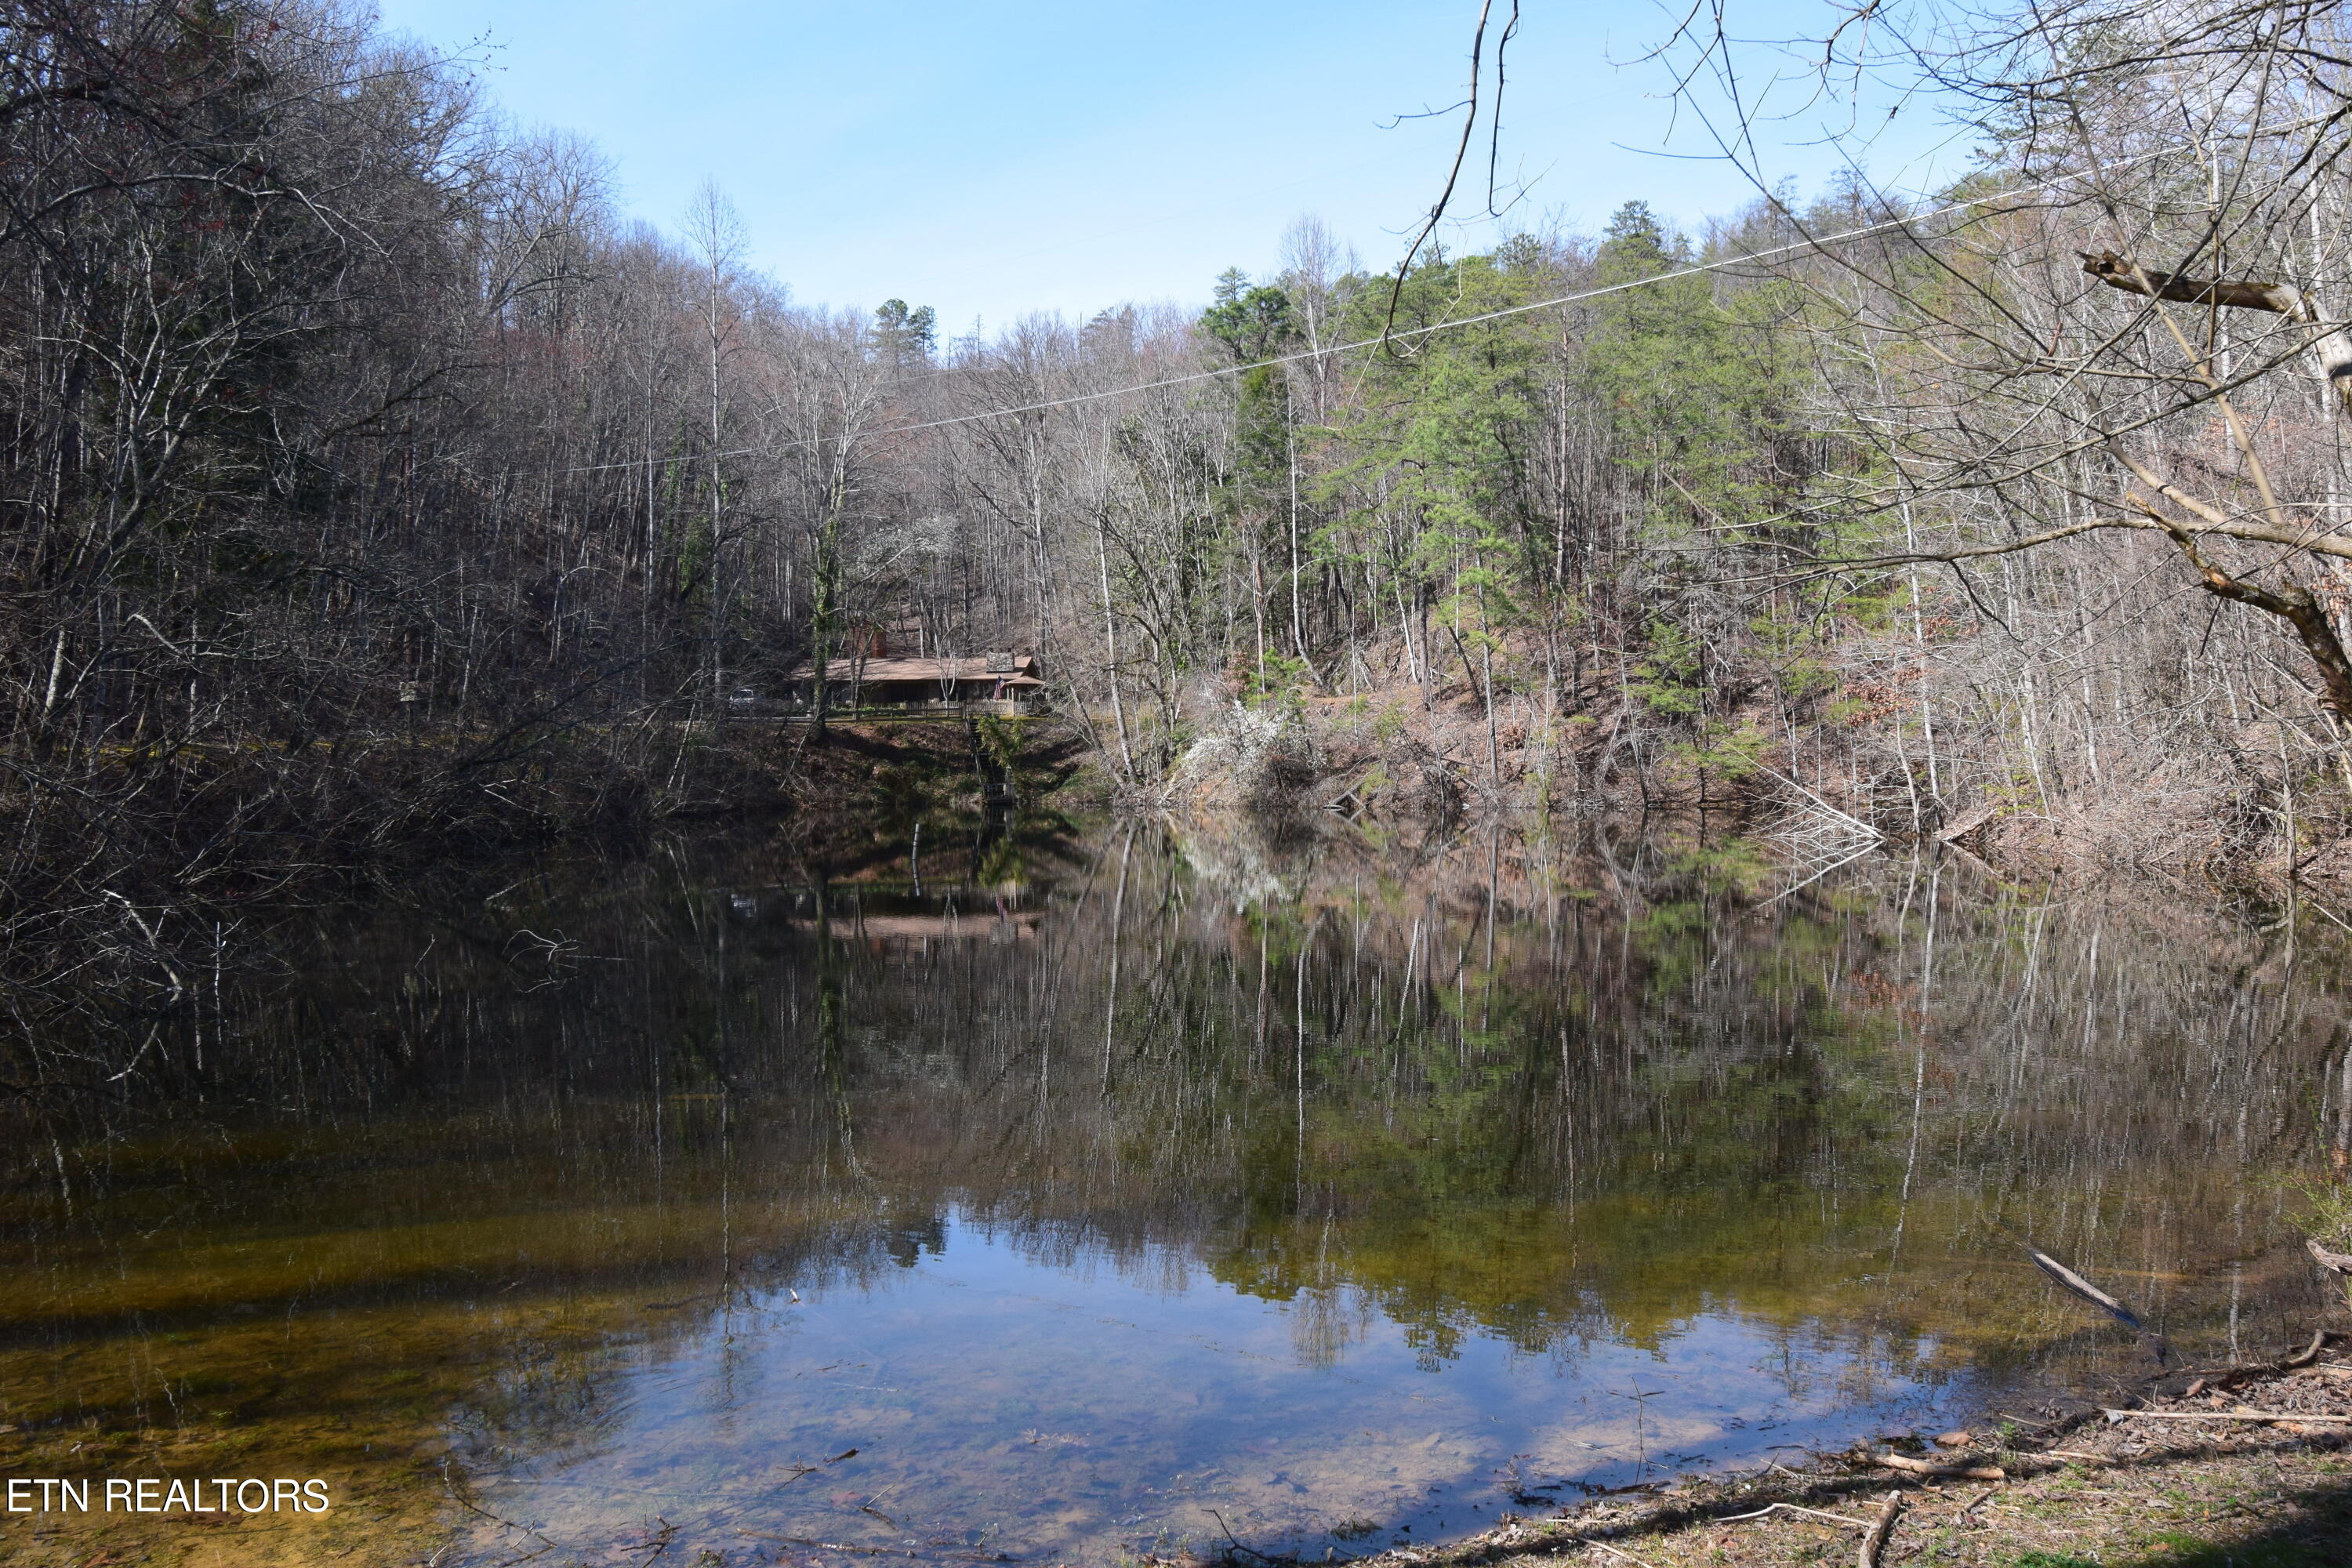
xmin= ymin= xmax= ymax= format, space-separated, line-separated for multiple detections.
xmin=705 ymin=699 xmax=1038 ymax=724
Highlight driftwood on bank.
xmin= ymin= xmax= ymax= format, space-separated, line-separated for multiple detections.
xmin=1856 ymin=1494 xmax=1904 ymax=1568
xmin=1715 ymin=1502 xmax=1876 ymax=1529
xmin=2185 ymin=1330 xmax=2336 ymax=1396
xmin=1870 ymin=1453 xmax=2005 ymax=1481
xmin=2103 ymin=1408 xmax=2352 ymax=1425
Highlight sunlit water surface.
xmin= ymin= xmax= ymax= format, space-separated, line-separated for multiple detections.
xmin=465 ymin=1210 xmax=1966 ymax=1562
xmin=4 ymin=825 xmax=2347 ymax=1566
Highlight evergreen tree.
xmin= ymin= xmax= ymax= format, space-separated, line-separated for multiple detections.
xmin=1200 ymin=269 xmax=1296 ymax=363
xmin=873 ymin=298 xmax=937 ymax=367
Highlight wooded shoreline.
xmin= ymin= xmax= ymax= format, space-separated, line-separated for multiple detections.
xmin=18 ymin=0 xmax=2352 ymax=982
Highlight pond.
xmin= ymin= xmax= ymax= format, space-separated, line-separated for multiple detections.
xmin=2 ymin=823 xmax=2347 ymax=1566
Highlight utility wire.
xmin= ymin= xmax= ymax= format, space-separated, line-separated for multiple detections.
xmin=547 ymin=132 xmax=2259 ymax=481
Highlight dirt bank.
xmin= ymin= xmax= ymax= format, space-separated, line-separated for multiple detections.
xmin=1146 ymin=682 xmax=2352 ymax=899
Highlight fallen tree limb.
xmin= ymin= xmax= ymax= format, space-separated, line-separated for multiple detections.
xmin=1858 ymin=1494 xmax=1904 ymax=1568
xmin=1749 ymin=760 xmax=1884 ymax=840
xmin=1871 ymin=1453 xmax=2006 ymax=1480
xmin=2102 ymin=1408 xmax=2352 ymax=1425
xmin=2082 ymin=250 xmax=2318 ymax=314
xmin=1936 ymin=800 xmax=2002 ymax=844
xmin=2184 ymin=1330 xmax=2335 ymax=1395
xmin=1715 ymin=1502 xmax=1875 ymax=1529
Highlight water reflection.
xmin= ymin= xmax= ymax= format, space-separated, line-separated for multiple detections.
xmin=446 ymin=1210 xmax=1966 ymax=1564
xmin=0 ymin=826 xmax=2345 ymax=1565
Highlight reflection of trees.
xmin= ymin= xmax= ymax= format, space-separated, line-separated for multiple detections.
xmin=3 ymin=828 xmax=2347 ymax=1474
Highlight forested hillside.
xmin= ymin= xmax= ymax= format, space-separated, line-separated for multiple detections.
xmin=8 ymin=0 xmax=2352 ymax=942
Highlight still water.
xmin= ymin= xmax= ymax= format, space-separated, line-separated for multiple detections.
xmin=2 ymin=824 xmax=2347 ymax=1566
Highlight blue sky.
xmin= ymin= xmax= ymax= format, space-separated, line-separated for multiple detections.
xmin=372 ymin=1 xmax=1966 ymax=332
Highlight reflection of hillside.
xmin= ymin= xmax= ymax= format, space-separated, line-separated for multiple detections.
xmin=1 ymin=827 xmax=2344 ymax=1553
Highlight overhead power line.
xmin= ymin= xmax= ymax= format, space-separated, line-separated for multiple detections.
xmin=548 ymin=133 xmax=2248 ymax=480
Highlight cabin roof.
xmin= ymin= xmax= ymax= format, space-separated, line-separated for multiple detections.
xmin=782 ymin=655 xmax=1042 ymax=687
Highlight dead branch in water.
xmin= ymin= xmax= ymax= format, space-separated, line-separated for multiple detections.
xmin=2024 ymin=1241 xmax=2139 ymax=1326
xmin=2007 ymin=1229 xmax=2170 ymax=1362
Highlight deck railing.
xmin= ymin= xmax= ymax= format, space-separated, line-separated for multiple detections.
xmin=724 ymin=696 xmax=1036 ymax=720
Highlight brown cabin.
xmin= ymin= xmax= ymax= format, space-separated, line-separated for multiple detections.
xmin=780 ymin=648 xmax=1044 ymax=715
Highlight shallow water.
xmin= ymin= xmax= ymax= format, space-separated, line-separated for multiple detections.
xmin=3 ymin=824 xmax=2349 ymax=1565
xmin=446 ymin=1207 xmax=1988 ymax=1564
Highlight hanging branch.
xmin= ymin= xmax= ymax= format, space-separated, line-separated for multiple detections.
xmin=2131 ymin=496 xmax=2352 ymax=717
xmin=1377 ymin=0 xmax=1522 ymax=357
xmin=2081 ymin=250 xmax=2352 ymax=414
